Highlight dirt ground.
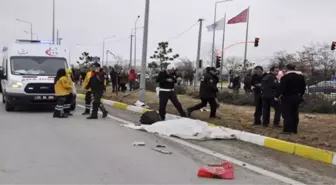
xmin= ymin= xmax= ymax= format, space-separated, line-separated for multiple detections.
xmin=78 ymin=86 xmax=336 ymax=152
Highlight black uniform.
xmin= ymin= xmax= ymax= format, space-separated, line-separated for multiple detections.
xmin=110 ymin=69 xmax=117 ymax=92
xmin=275 ymin=71 xmax=306 ymax=134
xmin=86 ymin=71 xmax=108 ymax=119
xmin=156 ymin=70 xmax=186 ymax=120
xmin=261 ymin=73 xmax=281 ymax=126
xmin=187 ymin=71 xmax=219 ymax=118
xmin=251 ymin=73 xmax=267 ymax=125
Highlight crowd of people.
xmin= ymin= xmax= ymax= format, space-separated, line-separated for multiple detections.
xmin=70 ymin=66 xmax=138 ymax=93
xmin=54 ymin=61 xmax=306 ymax=134
xmin=250 ymin=64 xmax=306 ymax=134
xmin=156 ymin=63 xmax=306 ymax=135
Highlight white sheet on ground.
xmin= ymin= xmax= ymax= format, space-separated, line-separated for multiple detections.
xmin=122 ymin=118 xmax=236 ymax=140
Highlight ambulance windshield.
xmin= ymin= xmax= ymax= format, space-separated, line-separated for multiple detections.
xmin=10 ymin=56 xmax=68 ymax=76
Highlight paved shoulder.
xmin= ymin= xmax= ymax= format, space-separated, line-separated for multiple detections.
xmin=0 ymin=104 xmax=288 ymax=184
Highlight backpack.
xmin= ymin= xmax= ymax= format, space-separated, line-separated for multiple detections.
xmin=140 ymin=111 xmax=162 ymax=125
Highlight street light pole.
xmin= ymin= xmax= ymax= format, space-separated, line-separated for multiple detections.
xmin=52 ymin=0 xmax=55 ymax=43
xmin=24 ymin=31 xmax=38 ymax=40
xmin=102 ymin=36 xmax=116 ymax=66
xmin=129 ymin=34 xmax=134 ymax=69
xmin=139 ymin=0 xmax=150 ymax=102
xmin=210 ymin=0 xmax=233 ymax=66
xmin=16 ymin=19 xmax=33 ymax=40
xmin=194 ymin=19 xmax=204 ymax=92
xmin=134 ymin=15 xmax=140 ymax=69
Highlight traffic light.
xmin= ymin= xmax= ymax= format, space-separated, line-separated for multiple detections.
xmin=331 ymin=42 xmax=336 ymax=51
xmin=198 ymin=59 xmax=203 ymax=68
xmin=254 ymin=38 xmax=259 ymax=47
xmin=216 ymin=56 xmax=222 ymax=68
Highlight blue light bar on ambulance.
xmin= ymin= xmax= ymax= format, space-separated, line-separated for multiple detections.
xmin=16 ymin=40 xmax=55 ymax=44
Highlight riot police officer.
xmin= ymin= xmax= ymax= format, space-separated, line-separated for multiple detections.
xmin=187 ymin=66 xmax=219 ymax=119
xmin=251 ymin=66 xmax=267 ymax=125
xmin=275 ymin=64 xmax=306 ymax=134
xmin=156 ymin=64 xmax=186 ymax=120
xmin=261 ymin=66 xmax=281 ymax=127
xmin=85 ymin=63 xmax=109 ymax=119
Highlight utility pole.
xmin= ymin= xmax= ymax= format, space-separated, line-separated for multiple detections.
xmin=139 ymin=0 xmax=150 ymax=102
xmin=52 ymin=0 xmax=55 ymax=43
xmin=134 ymin=15 xmax=140 ymax=69
xmin=129 ymin=34 xmax=134 ymax=69
xmin=194 ymin=18 xmax=204 ymax=92
xmin=56 ymin=30 xmax=59 ymax=45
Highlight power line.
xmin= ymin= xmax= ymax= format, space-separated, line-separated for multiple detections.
xmin=168 ymin=21 xmax=199 ymax=42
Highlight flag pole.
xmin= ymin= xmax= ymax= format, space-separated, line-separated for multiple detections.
xmin=220 ymin=13 xmax=226 ymax=92
xmin=242 ymin=6 xmax=250 ymax=80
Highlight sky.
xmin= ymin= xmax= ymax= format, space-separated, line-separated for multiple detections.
xmin=0 ymin=0 xmax=335 ymax=67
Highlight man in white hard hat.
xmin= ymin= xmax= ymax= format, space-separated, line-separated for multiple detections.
xmin=156 ymin=63 xmax=186 ymax=120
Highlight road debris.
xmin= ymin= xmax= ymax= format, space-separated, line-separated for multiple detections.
xmin=132 ymin=141 xmax=146 ymax=146
xmin=151 ymin=148 xmax=172 ymax=154
xmin=197 ymin=162 xmax=234 ymax=180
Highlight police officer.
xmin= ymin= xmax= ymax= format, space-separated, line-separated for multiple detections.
xmin=82 ymin=64 xmax=95 ymax=115
xmin=275 ymin=64 xmax=306 ymax=134
xmin=156 ymin=64 xmax=186 ymax=120
xmin=186 ymin=67 xmax=219 ymax=118
xmin=251 ymin=66 xmax=267 ymax=125
xmin=86 ymin=63 xmax=109 ymax=119
xmin=261 ymin=66 xmax=281 ymax=127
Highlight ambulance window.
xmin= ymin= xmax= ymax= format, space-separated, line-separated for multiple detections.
xmin=10 ymin=56 xmax=67 ymax=76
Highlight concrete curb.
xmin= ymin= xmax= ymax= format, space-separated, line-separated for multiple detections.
xmin=77 ymin=93 xmax=336 ymax=166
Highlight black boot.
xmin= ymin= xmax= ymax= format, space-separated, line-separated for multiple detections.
xmin=82 ymin=110 xmax=90 ymax=115
xmin=87 ymin=115 xmax=98 ymax=119
xmin=102 ymin=111 xmax=108 ymax=118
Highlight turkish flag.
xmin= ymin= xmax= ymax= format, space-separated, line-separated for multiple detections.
xmin=228 ymin=8 xmax=249 ymax=24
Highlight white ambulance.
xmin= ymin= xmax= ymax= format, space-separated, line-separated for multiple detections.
xmin=0 ymin=40 xmax=76 ymax=111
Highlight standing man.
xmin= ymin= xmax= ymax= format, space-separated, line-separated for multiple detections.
xmin=156 ymin=64 xmax=186 ymax=120
xmin=186 ymin=67 xmax=219 ymax=119
xmin=275 ymin=64 xmax=306 ymax=134
xmin=110 ymin=67 xmax=117 ymax=92
xmin=86 ymin=63 xmax=109 ymax=119
xmin=251 ymin=66 xmax=267 ymax=125
xmin=261 ymin=66 xmax=281 ymax=127
xmin=82 ymin=64 xmax=95 ymax=115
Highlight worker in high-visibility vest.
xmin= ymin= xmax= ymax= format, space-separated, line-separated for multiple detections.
xmin=64 ymin=68 xmax=74 ymax=116
xmin=82 ymin=64 xmax=95 ymax=115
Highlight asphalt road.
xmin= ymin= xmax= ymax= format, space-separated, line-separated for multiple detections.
xmin=0 ymin=98 xmax=289 ymax=184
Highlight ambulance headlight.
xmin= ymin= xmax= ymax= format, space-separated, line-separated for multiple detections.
xmin=10 ymin=81 xmax=23 ymax=88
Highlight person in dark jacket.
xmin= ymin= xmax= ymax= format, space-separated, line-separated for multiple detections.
xmin=251 ymin=66 xmax=267 ymax=125
xmin=156 ymin=64 xmax=186 ymax=120
xmin=187 ymin=67 xmax=219 ymax=118
xmin=232 ymin=74 xmax=241 ymax=94
xmin=109 ymin=67 xmax=118 ymax=92
xmin=275 ymin=64 xmax=306 ymax=134
xmin=118 ymin=70 xmax=128 ymax=92
xmin=85 ymin=63 xmax=108 ymax=119
xmin=261 ymin=66 xmax=281 ymax=127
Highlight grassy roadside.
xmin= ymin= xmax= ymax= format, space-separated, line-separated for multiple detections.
xmin=77 ymin=85 xmax=336 ymax=152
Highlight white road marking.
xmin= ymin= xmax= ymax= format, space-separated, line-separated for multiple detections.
xmin=76 ymin=104 xmax=306 ymax=185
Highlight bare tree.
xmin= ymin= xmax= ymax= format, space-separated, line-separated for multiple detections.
xmin=223 ymin=56 xmax=243 ymax=72
xmin=297 ymin=44 xmax=321 ymax=75
xmin=316 ymin=43 xmax=336 ymax=77
xmin=270 ymin=51 xmax=298 ymax=69
xmin=176 ymin=58 xmax=195 ymax=85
